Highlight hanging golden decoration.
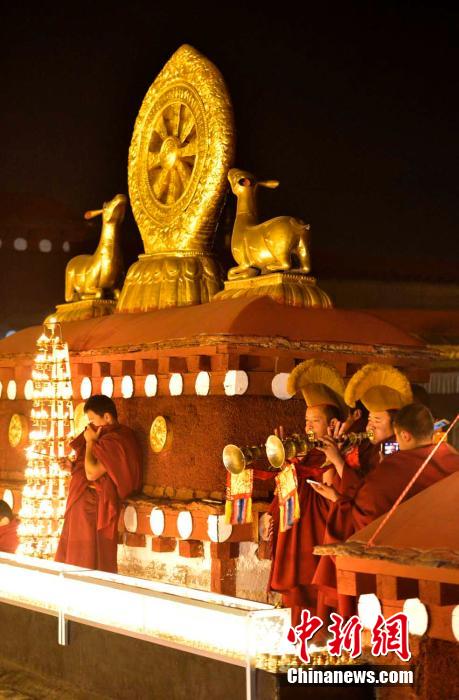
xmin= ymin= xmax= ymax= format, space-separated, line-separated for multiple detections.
xmin=117 ymin=44 xmax=235 ymax=312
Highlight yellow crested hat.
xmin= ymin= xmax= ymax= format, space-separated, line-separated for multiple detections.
xmin=287 ymin=359 xmax=348 ymax=420
xmin=345 ymin=363 xmax=413 ymax=412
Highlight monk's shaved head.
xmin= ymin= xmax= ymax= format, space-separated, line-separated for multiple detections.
xmin=84 ymin=395 xmax=118 ymax=420
xmin=394 ymin=403 xmax=434 ymax=442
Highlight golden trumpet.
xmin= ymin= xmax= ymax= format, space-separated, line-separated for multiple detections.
xmin=338 ymin=429 xmax=375 ymax=445
xmin=265 ymin=429 xmax=375 ymax=469
xmin=265 ymin=433 xmax=317 ymax=469
xmin=223 ymin=430 xmax=375 ymax=475
xmin=222 ymin=443 xmax=281 ymax=476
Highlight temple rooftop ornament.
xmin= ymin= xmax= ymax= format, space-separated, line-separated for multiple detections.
xmin=49 ymin=194 xmax=127 ymax=322
xmin=212 ymin=168 xmax=332 ymax=308
xmin=117 ymin=44 xmax=235 ymax=312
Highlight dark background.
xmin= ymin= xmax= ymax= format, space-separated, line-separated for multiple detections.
xmin=1 ymin=1 xmax=458 ymax=272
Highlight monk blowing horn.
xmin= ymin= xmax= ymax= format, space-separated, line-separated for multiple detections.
xmin=367 ymin=413 xmax=459 ymax=547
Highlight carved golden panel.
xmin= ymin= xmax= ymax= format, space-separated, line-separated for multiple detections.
xmin=150 ymin=416 xmax=172 ymax=453
xmin=8 ymin=414 xmax=28 ymax=448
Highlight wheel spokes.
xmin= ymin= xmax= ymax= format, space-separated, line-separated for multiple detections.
xmin=154 ymin=169 xmax=170 ymax=201
xmin=176 ymin=160 xmax=192 ymax=188
xmin=147 ymin=152 xmax=161 ymax=171
xmin=149 ymin=102 xmax=198 ymax=204
xmin=166 ymin=170 xmax=183 ymax=204
xmin=154 ymin=114 xmax=169 ymax=141
xmin=179 ymin=140 xmax=197 ymax=158
xmin=165 ymin=103 xmax=182 ymax=138
xmin=179 ymin=107 xmax=195 ymax=143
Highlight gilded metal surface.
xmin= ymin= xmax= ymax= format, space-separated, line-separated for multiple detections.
xmin=65 ymin=194 xmax=126 ymax=302
xmin=222 ymin=443 xmax=278 ymax=475
xmin=213 ymin=271 xmax=333 ymax=308
xmin=150 ymin=415 xmax=172 ymax=453
xmin=8 ymin=413 xmax=28 ymax=448
xmin=48 ymin=299 xmax=117 ymax=323
xmin=119 ymin=44 xmax=234 ymax=312
xmin=226 ymin=168 xmax=311 ymax=279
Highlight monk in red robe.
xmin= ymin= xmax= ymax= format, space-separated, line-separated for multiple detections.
xmin=0 ymin=500 xmax=19 ymax=554
xmin=312 ymin=403 xmax=459 ymax=616
xmin=56 ymin=395 xmax=142 ymax=573
xmin=310 ymin=363 xmax=412 ymax=616
xmin=267 ymin=359 xmax=352 ymax=624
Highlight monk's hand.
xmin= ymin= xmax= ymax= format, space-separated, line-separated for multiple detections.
xmin=273 ymin=425 xmax=285 ymax=440
xmin=309 ymin=482 xmax=340 ymax=502
xmin=84 ymin=425 xmax=102 ymax=444
xmin=328 ymin=420 xmax=346 ymax=441
xmin=317 ymin=436 xmax=345 ymax=470
xmin=322 ymin=466 xmax=336 ymax=486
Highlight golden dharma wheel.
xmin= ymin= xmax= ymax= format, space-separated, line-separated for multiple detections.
xmin=118 ymin=45 xmax=235 ymax=312
xmin=8 ymin=414 xmax=28 ymax=448
xmin=128 ymin=44 xmax=235 ymax=255
xmin=147 ymin=101 xmax=199 ymax=208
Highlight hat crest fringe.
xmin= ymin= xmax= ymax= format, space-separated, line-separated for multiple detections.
xmin=344 ymin=363 xmax=413 ymax=409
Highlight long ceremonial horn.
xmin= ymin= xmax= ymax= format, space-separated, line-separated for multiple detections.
xmin=84 ymin=209 xmax=104 ymax=220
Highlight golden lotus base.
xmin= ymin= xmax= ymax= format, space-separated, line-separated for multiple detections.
xmin=47 ymin=299 xmax=117 ymax=323
xmin=212 ymin=272 xmax=333 ymax=308
xmin=116 ymin=253 xmax=223 ymax=312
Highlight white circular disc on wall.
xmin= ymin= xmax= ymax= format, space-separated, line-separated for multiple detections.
xmin=144 ymin=374 xmax=158 ymax=397
xmin=271 ymin=373 xmax=294 ymax=400
xmin=121 ymin=375 xmax=134 ymax=398
xmin=24 ymin=379 xmax=34 ymax=400
xmin=7 ymin=380 xmax=17 ymax=400
xmin=177 ymin=511 xmax=193 ymax=539
xmin=224 ymin=370 xmax=248 ymax=396
xmin=403 ymin=598 xmax=429 ymax=637
xmin=101 ymin=376 xmax=114 ymax=397
xmin=80 ymin=377 xmax=92 ymax=400
xmin=207 ymin=514 xmax=233 ymax=543
xmin=169 ymin=373 xmax=183 ymax=396
xmin=452 ymin=606 xmax=459 ymax=641
xmin=358 ymin=594 xmax=382 ymax=630
xmin=195 ymin=371 xmax=210 ymax=396
xmin=150 ymin=508 xmax=165 ymax=537
xmin=2 ymin=489 xmax=14 ymax=509
xmin=123 ymin=505 xmax=138 ymax=533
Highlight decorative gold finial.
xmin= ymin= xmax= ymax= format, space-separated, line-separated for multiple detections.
xmin=117 ymin=44 xmax=235 ymax=312
xmin=213 ymin=168 xmax=332 ymax=308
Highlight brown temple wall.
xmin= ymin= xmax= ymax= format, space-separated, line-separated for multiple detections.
xmin=119 ymin=394 xmax=305 ymax=496
xmin=0 ymin=394 xmax=306 ymax=499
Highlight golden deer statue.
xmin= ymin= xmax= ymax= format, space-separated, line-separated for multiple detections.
xmin=227 ymin=168 xmax=311 ymax=280
xmin=65 ymin=194 xmax=126 ymax=301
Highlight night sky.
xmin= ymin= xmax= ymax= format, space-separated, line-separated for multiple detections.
xmin=1 ymin=2 xmax=458 ymax=273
